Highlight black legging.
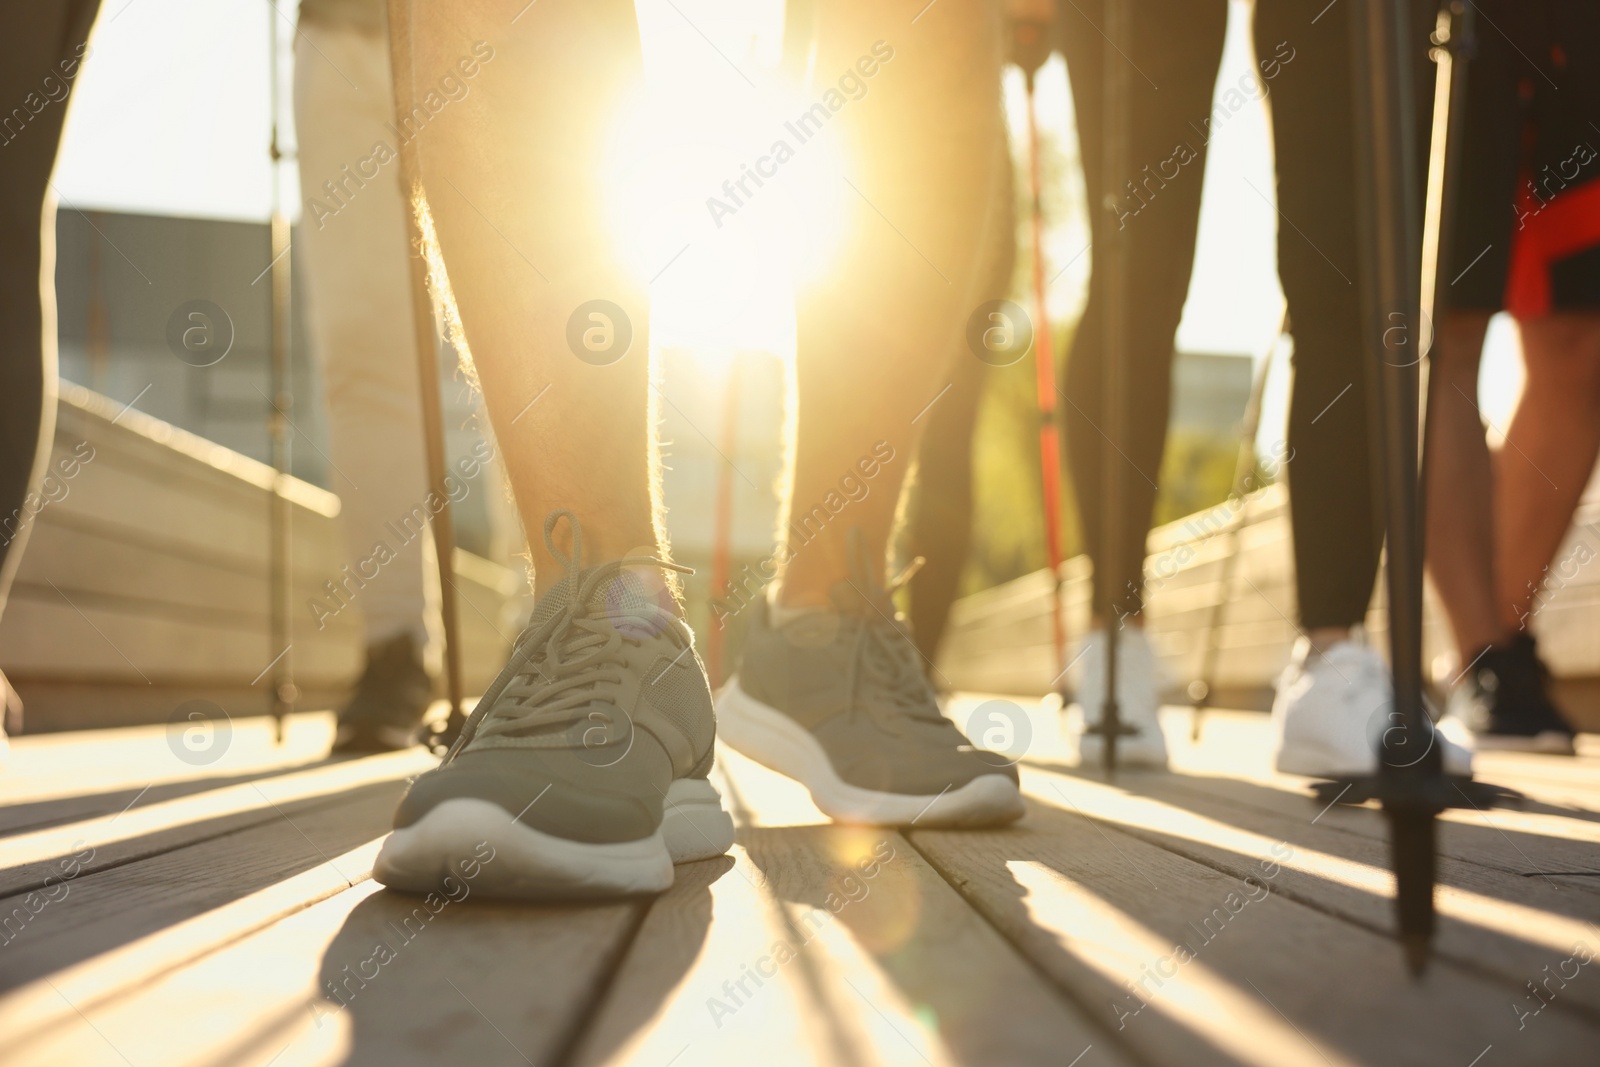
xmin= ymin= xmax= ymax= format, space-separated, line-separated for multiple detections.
xmin=1059 ymin=0 xmax=1229 ymax=621
xmin=906 ymin=0 xmax=1227 ymax=656
xmin=0 ymin=0 xmax=101 ymax=621
xmin=1256 ymin=0 xmax=1444 ymax=629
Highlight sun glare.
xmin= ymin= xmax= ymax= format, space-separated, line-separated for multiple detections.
xmin=603 ymin=2 xmax=847 ymax=362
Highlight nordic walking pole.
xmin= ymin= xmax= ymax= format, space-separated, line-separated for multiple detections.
xmin=1347 ymin=0 xmax=1439 ymax=977
xmin=1189 ymin=310 xmax=1286 ymax=740
xmin=1321 ymin=0 xmax=1512 ymax=976
xmin=385 ymin=0 xmax=467 ymax=754
xmin=1096 ymin=0 xmax=1133 ymax=776
xmin=267 ymin=1 xmax=295 ymax=742
xmin=1010 ymin=14 xmax=1069 ymax=699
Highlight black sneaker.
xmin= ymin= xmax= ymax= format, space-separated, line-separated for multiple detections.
xmin=1447 ymin=633 xmax=1577 ymax=755
xmin=717 ymin=534 xmax=1023 ymax=827
xmin=373 ymin=510 xmax=733 ymax=899
xmin=332 ymin=632 xmax=436 ymax=753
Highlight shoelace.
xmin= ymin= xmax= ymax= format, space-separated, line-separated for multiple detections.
xmin=837 ymin=531 xmax=939 ymax=728
xmin=444 ymin=510 xmax=690 ymax=759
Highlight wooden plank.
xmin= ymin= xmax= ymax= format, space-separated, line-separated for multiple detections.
xmin=4 ymin=884 xmax=395 ymax=1067
xmin=2 ymin=558 xmax=515 ymax=689
xmin=55 ymin=381 xmax=340 ymax=513
xmin=0 ymin=597 xmax=358 ymax=680
xmin=0 ymin=779 xmax=407 ymax=996
xmin=569 ymin=845 xmax=857 ymax=1067
xmin=913 ymin=793 xmax=1600 ymax=1066
xmin=0 ymin=572 xmax=515 ymax=717
xmin=14 ymin=510 xmax=523 ymax=647
xmin=5 ymin=884 xmax=639 ymax=1067
xmin=0 ymin=840 xmax=388 ymax=1055
xmin=1014 ymin=699 xmax=1600 ymax=893
xmin=0 ymin=381 xmax=524 ymax=717
xmin=43 ymin=438 xmax=342 ymax=585
xmin=1164 ymin=710 xmax=1600 ymax=831
xmin=1473 ymin=748 xmax=1600 ymax=809
xmin=1016 ymin=762 xmax=1600 ymax=1022
xmin=1154 ymin=752 xmax=1600 ymax=886
xmin=957 ymin=694 xmax=1600 ymax=894
xmin=45 ymin=385 xmax=343 ymax=570
xmin=0 ymin=712 xmax=337 ymax=811
xmin=14 ymin=517 xmax=317 ymax=625
xmin=1165 ymin=766 xmax=1600 ymax=886
xmin=0 ymin=741 xmax=433 ymax=898
xmin=566 ymin=746 xmax=1127 ymax=1067
xmin=1 ymin=754 xmax=333 ymax=840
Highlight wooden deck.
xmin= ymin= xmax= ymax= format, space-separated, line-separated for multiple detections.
xmin=3 ymin=698 xmax=1598 ymax=1066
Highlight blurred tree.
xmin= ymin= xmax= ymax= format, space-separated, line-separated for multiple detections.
xmin=1153 ymin=429 xmax=1248 ymax=527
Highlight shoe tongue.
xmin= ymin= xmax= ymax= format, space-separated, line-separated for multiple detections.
xmin=823 ymin=582 xmax=935 ymax=715
xmin=526 ymin=563 xmax=676 ymax=639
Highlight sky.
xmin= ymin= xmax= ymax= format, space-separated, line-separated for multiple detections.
xmin=52 ymin=0 xmax=1522 ymax=436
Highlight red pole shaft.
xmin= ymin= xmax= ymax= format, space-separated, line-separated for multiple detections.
xmin=1025 ymin=80 xmax=1068 ymax=680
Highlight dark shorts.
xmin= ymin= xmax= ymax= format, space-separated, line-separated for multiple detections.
xmin=1450 ymin=0 xmax=1600 ymax=313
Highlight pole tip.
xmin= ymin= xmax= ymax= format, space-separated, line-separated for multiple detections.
xmin=1401 ymin=934 xmax=1431 ymax=977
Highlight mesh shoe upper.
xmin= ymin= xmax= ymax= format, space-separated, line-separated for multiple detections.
xmin=736 ymin=538 xmax=1016 ymax=795
xmin=393 ymin=511 xmax=717 ymax=844
xmin=1272 ymin=637 xmax=1472 ymax=776
xmin=1455 ymin=633 xmax=1575 ymax=740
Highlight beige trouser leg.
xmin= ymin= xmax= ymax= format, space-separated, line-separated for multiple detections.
xmin=294 ymin=18 xmax=441 ymax=657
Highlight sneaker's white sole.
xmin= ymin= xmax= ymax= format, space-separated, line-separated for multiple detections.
xmin=1272 ymin=741 xmax=1376 ymax=779
xmin=373 ymin=778 xmax=734 ymax=900
xmin=716 ymin=678 xmax=1024 ymax=828
xmin=1472 ymin=731 xmax=1577 ymax=755
xmin=660 ymin=777 xmax=739 ymax=862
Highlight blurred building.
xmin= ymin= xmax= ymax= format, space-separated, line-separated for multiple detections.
xmin=51 ymin=208 xmax=503 ymax=560
xmin=0 ymin=209 xmax=523 ymax=730
xmin=1170 ymin=351 xmax=1254 ymax=437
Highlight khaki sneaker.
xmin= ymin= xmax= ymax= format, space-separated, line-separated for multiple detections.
xmin=717 ymin=536 xmax=1023 ymax=827
xmin=374 ymin=511 xmax=733 ymax=899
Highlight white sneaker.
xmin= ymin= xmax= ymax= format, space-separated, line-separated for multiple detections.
xmin=0 ymin=669 xmax=19 ymax=770
xmin=1270 ymin=637 xmax=1472 ymax=778
xmin=1070 ymin=628 xmax=1168 ymax=769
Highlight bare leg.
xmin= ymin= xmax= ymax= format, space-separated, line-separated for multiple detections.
xmin=904 ymin=132 xmax=1015 ymax=662
xmin=1423 ymin=309 xmax=1498 ymax=659
xmin=776 ymin=0 xmax=1007 ymax=606
xmin=410 ymin=1 xmax=657 ymax=587
xmin=905 ymin=351 xmax=986 ymax=662
xmin=1495 ymin=312 xmax=1600 ymax=633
